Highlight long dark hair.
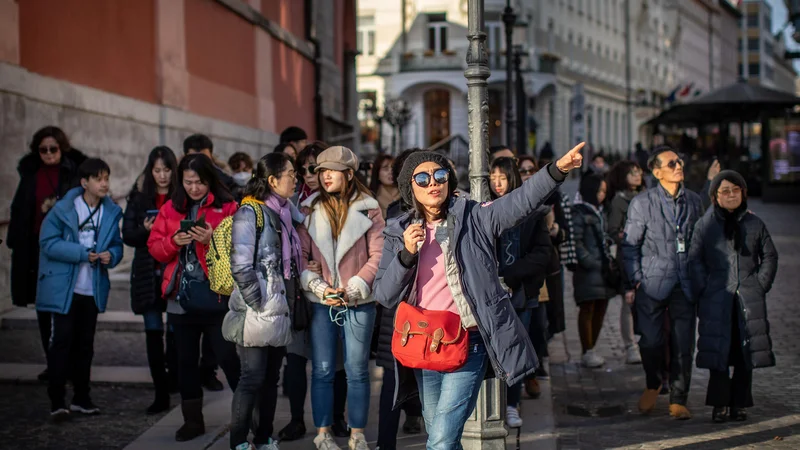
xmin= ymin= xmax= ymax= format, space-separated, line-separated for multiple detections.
xmin=312 ymin=169 xmax=373 ymax=239
xmin=30 ymin=126 xmax=72 ymax=154
xmin=369 ymin=154 xmax=395 ymax=194
xmin=579 ymin=173 xmax=606 ymax=208
xmin=140 ymin=146 xmax=178 ymax=200
xmin=606 ymin=160 xmax=643 ymax=206
xmin=244 ymin=153 xmax=292 ymax=199
xmin=490 ymin=157 xmax=523 ymax=200
xmin=172 ymin=154 xmax=234 ymax=213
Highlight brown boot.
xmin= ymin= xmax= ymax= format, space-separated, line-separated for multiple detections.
xmin=638 ymin=389 xmax=660 ymax=414
xmin=175 ymin=399 xmax=205 ymax=441
xmin=524 ymin=379 xmax=541 ymax=399
xmin=669 ymin=404 xmax=692 ymax=420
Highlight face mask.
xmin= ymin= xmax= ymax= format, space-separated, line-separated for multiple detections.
xmin=232 ymin=171 xmax=251 ymax=187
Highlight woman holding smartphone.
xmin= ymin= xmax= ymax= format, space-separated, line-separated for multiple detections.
xmin=147 ymin=154 xmax=241 ymax=442
xmin=123 ymin=146 xmax=179 ymax=414
xmin=298 ymin=146 xmax=385 ymax=450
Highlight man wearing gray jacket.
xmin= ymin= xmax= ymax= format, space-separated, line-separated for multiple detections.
xmin=622 ymin=145 xmax=704 ymax=420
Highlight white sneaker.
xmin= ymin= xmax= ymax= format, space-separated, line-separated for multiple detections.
xmin=625 ymin=345 xmax=642 ymax=364
xmin=314 ymin=433 xmax=342 ymax=450
xmin=348 ymin=432 xmax=370 ymax=450
xmin=233 ymin=443 xmax=254 ymax=450
xmin=255 ymin=439 xmax=280 ymax=450
xmin=506 ymin=406 xmax=523 ymax=428
xmin=581 ymin=349 xmax=605 ymax=368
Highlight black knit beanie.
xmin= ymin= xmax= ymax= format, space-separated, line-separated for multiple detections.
xmin=709 ymin=170 xmax=747 ymax=198
xmin=397 ymin=151 xmax=458 ymax=207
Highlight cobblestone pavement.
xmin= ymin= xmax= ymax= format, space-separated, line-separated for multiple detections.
xmin=0 ymin=329 xmax=148 ymax=366
xmin=0 ymin=384 xmax=172 ymax=450
xmin=550 ymin=200 xmax=800 ymax=449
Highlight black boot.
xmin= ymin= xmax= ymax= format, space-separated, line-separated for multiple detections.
xmin=175 ymin=399 xmax=205 ymax=441
xmin=145 ymin=331 xmax=171 ymax=415
xmin=278 ymin=419 xmax=306 ymax=441
xmin=712 ymin=407 xmax=729 ymax=423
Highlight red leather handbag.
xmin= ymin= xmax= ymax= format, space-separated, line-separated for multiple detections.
xmin=391 ymin=302 xmax=468 ymax=372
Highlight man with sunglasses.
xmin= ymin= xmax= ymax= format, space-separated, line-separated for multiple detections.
xmin=622 ymin=145 xmax=704 ymax=420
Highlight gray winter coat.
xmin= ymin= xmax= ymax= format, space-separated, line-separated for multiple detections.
xmin=373 ymin=164 xmax=566 ymax=390
xmin=572 ymin=203 xmax=616 ymax=303
xmin=622 ymin=185 xmax=704 ymax=301
xmin=222 ymin=205 xmax=293 ymax=348
xmin=690 ymin=208 xmax=778 ymax=371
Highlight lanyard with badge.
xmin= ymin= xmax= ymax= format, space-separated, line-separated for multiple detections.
xmin=79 ymin=197 xmax=102 ymax=263
xmin=659 ymin=187 xmax=686 ymax=253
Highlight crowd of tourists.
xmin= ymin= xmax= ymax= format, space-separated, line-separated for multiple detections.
xmin=7 ymin=124 xmax=778 ymax=450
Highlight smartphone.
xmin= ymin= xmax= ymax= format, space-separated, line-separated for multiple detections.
xmin=145 ymin=209 xmax=160 ymax=218
xmin=194 ymin=213 xmax=207 ymax=229
xmin=179 ymin=220 xmax=195 ymax=233
xmin=412 ymin=213 xmax=425 ymax=251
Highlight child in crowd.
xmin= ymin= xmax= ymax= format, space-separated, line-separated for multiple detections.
xmin=36 ymin=158 xmax=124 ymax=421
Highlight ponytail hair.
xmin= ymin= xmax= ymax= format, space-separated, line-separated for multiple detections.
xmin=245 ymin=152 xmax=292 ymax=200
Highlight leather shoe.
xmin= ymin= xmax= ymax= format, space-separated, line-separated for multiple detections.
xmin=277 ymin=420 xmax=306 ymax=441
xmin=402 ymin=415 xmax=422 ymax=434
xmin=729 ymin=407 xmax=747 ymax=421
xmin=202 ymin=374 xmax=224 ymax=392
xmin=712 ymin=407 xmax=728 ymax=423
xmin=669 ymin=404 xmax=692 ymax=420
xmin=331 ymin=417 xmax=349 ymax=437
xmin=638 ymin=389 xmax=660 ymax=414
xmin=524 ymin=379 xmax=541 ymax=399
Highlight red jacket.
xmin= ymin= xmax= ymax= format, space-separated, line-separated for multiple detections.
xmin=147 ymin=193 xmax=238 ymax=297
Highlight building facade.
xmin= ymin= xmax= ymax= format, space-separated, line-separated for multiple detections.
xmin=0 ymin=0 xmax=357 ymax=312
xmin=740 ymin=0 xmax=798 ymax=93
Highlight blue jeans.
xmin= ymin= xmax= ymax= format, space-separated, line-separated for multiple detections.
xmin=142 ymin=309 xmax=164 ymax=331
xmin=310 ymin=302 xmax=376 ymax=429
xmin=508 ymin=308 xmax=532 ymax=408
xmin=415 ymin=332 xmax=488 ymax=450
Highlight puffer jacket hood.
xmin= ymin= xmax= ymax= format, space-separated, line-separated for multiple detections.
xmin=222 ymin=202 xmax=293 ymax=348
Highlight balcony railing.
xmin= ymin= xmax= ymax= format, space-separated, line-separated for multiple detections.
xmin=399 ymin=50 xmax=466 ymax=72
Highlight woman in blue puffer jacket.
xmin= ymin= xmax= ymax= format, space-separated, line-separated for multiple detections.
xmin=372 ymin=143 xmax=584 ymax=448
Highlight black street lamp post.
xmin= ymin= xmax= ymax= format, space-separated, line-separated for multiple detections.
xmin=502 ymin=0 xmax=516 ymax=150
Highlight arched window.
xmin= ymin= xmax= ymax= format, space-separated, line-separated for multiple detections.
xmin=424 ymin=89 xmax=451 ymax=147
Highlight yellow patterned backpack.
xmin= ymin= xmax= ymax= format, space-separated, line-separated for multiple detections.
xmin=207 ymin=198 xmax=266 ymax=295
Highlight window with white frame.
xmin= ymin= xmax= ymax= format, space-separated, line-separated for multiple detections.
xmin=357 ymin=16 xmax=376 ymax=56
xmin=427 ymin=13 xmax=448 ymax=54
xmin=486 ymin=21 xmax=503 ymax=68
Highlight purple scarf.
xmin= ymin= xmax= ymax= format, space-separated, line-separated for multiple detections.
xmin=266 ymin=194 xmax=302 ymax=279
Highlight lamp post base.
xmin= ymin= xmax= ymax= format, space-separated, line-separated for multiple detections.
xmin=461 ymin=378 xmax=508 ymax=449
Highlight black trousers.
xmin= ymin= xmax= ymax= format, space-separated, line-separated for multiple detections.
xmin=285 ymin=353 xmax=348 ymax=422
xmin=199 ymin=332 xmax=218 ymax=380
xmin=706 ymin=304 xmax=754 ymax=408
xmin=47 ymin=294 xmax=99 ymax=408
xmin=637 ymin=286 xmax=696 ymax=405
xmin=377 ymin=368 xmax=423 ymax=450
xmin=230 ymin=345 xmax=286 ymax=447
xmin=37 ymin=310 xmax=52 ymax=359
xmin=170 ymin=313 xmax=241 ymax=401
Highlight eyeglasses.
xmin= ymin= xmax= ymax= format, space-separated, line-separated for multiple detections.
xmin=412 ymin=168 xmax=449 ymax=188
xmin=39 ymin=146 xmax=59 ymax=155
xmin=519 ymin=168 xmax=537 ymax=176
xmin=629 ymin=169 xmax=643 ymax=176
xmin=718 ymin=187 xmax=742 ymax=197
xmin=662 ymin=159 xmax=684 ymax=170
xmin=298 ymin=165 xmax=317 ymax=177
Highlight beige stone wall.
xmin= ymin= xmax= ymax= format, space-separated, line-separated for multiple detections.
xmin=0 ymin=62 xmax=279 ymax=313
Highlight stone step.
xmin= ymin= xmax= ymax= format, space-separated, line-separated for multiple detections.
xmin=1 ymin=307 xmax=144 ymax=332
xmin=0 ymin=362 xmax=152 ymax=385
